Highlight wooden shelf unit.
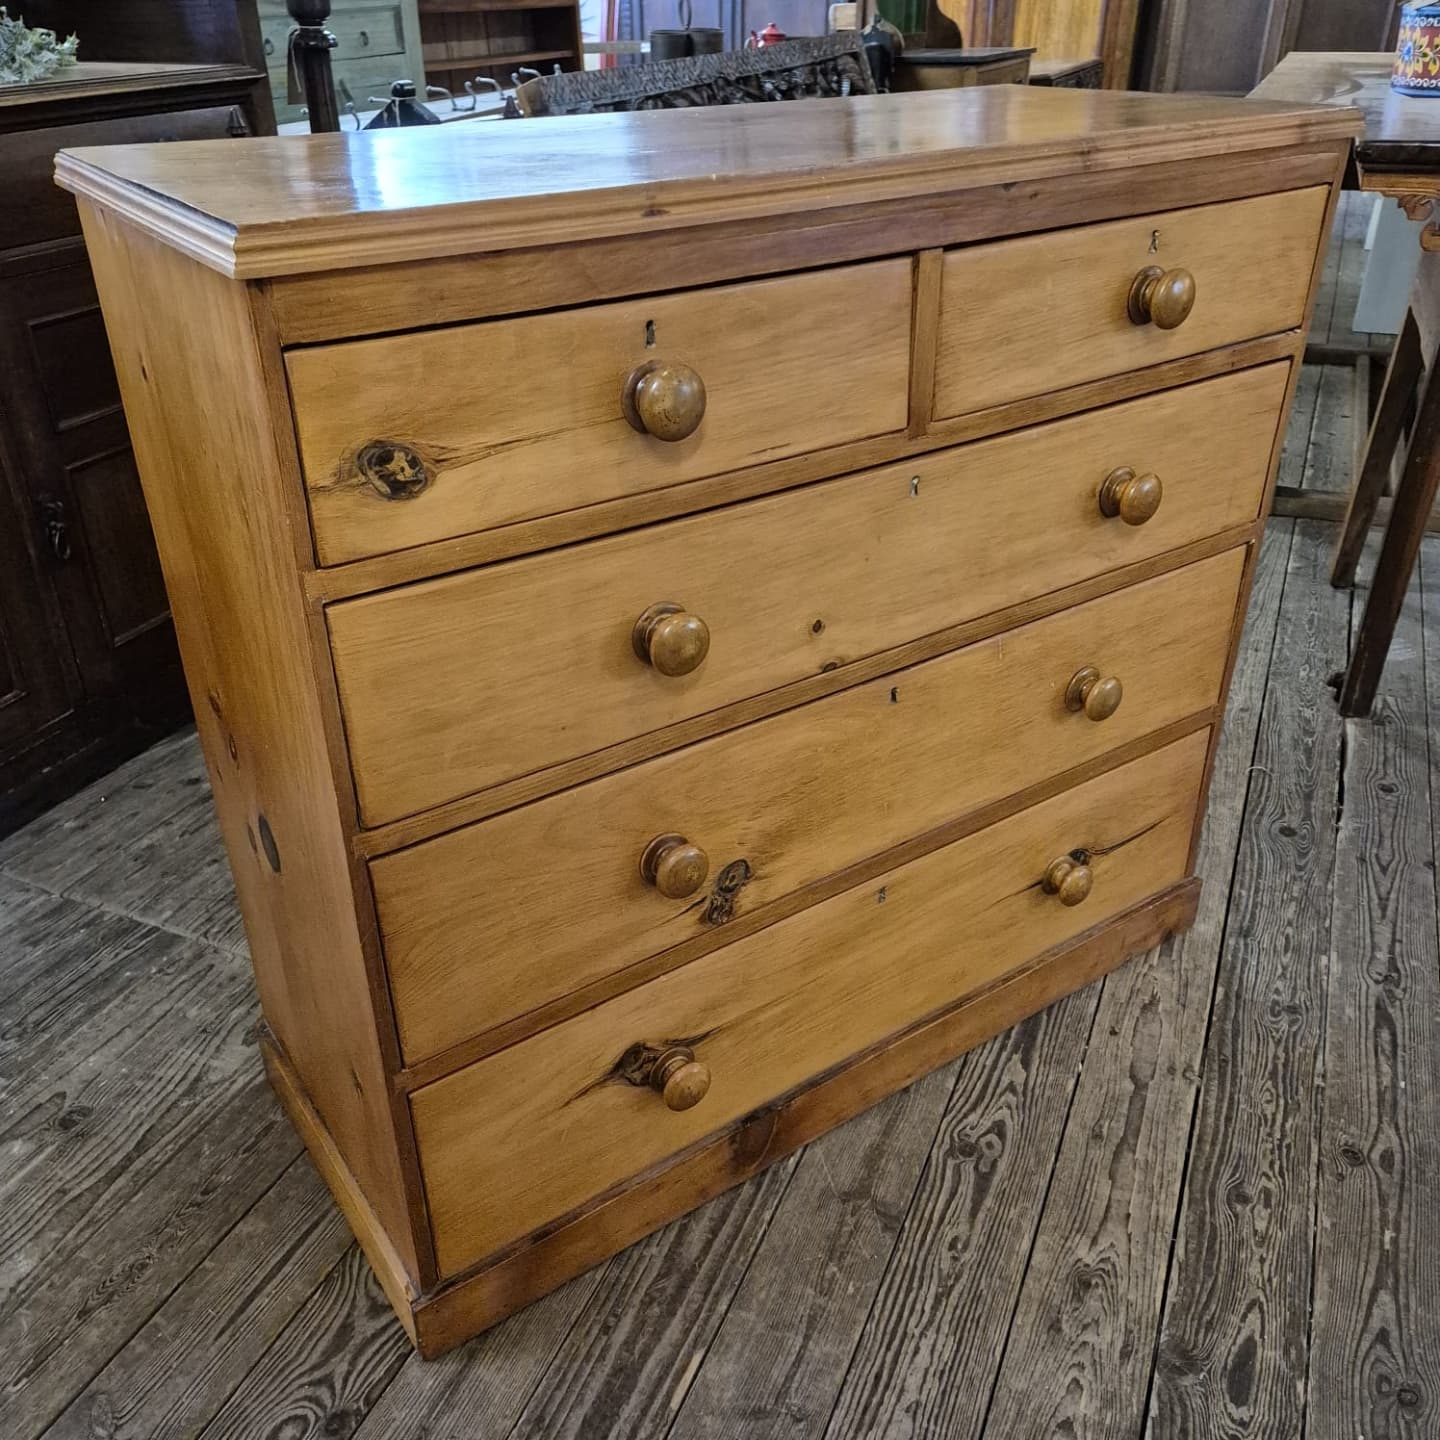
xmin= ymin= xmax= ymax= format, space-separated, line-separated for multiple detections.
xmin=418 ymin=0 xmax=581 ymax=94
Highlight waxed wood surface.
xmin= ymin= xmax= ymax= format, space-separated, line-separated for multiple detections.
xmin=412 ymin=733 xmax=1206 ymax=1277
xmin=330 ymin=363 xmax=1286 ymax=826
xmin=375 ymin=547 xmax=1243 ymax=1063
xmin=3 ymin=190 xmax=1438 ymax=1439
xmin=4 ymin=527 xmax=1440 ymax=1435
xmin=289 ymin=260 xmax=912 ymax=565
xmin=51 ymin=88 xmax=1359 ymax=279
xmin=934 ymin=187 xmax=1329 ymax=416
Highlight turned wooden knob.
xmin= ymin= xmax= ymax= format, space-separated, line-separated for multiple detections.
xmin=650 ymin=1045 xmax=711 ymax=1111
xmin=632 ymin=601 xmax=710 ymax=677
xmin=641 ymin=833 xmax=709 ymax=898
xmin=1098 ymin=467 xmax=1163 ymax=526
xmin=1065 ymin=665 xmax=1123 ymax=721
xmin=1128 ymin=265 xmax=1196 ymax=330
xmin=622 ymin=359 xmax=707 ymax=441
xmin=1042 ymin=854 xmax=1093 ymax=907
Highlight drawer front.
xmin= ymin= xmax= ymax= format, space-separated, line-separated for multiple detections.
xmin=288 ymin=260 xmax=912 ymax=565
xmin=262 ymin=6 xmax=405 ymax=64
xmin=330 ymin=362 xmax=1285 ymax=826
xmin=412 ymin=730 xmax=1208 ymax=1275
xmin=376 ymin=547 xmax=1245 ymax=1062
xmin=933 ymin=187 xmax=1327 ymax=419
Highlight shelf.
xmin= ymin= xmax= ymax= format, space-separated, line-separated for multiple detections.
xmin=420 ymin=0 xmax=575 ymax=11
xmin=424 ymin=46 xmax=575 ymax=70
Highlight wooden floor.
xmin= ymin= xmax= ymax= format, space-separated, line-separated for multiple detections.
xmin=4 ymin=194 xmax=1440 ymax=1440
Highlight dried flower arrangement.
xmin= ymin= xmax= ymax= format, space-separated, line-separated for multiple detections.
xmin=0 ymin=7 xmax=78 ymax=85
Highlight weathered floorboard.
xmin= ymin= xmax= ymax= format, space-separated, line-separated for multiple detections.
xmin=982 ymin=522 xmax=1291 ymax=1439
xmin=1148 ymin=522 xmax=1346 ymax=1439
xmin=194 ymin=1245 xmax=412 ymax=1440
xmin=667 ymin=1063 xmax=959 ymax=1440
xmin=504 ymin=1157 xmax=801 ymax=1439
xmin=1304 ymin=543 xmax=1440 ymax=1438
xmin=0 ymin=927 xmax=260 ymax=1303
xmin=823 ymin=994 xmax=1100 ymax=1440
xmin=0 ymin=1074 xmax=298 ymax=1440
xmin=40 ymin=1156 xmax=350 ymax=1440
xmin=0 ymin=729 xmax=242 ymax=954
xmin=352 ymin=1271 xmax=607 ymax=1440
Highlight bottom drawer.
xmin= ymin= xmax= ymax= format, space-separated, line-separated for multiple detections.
xmin=412 ymin=729 xmax=1208 ymax=1277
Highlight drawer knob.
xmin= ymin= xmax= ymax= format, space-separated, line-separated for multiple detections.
xmin=622 ymin=359 xmax=707 ymax=442
xmin=1043 ymin=854 xmax=1093 ymax=907
xmin=633 ymin=601 xmax=710 ymax=677
xmin=651 ymin=1045 xmax=712 ymax=1111
xmin=1098 ymin=467 xmax=1162 ymax=526
xmin=641 ymin=833 xmax=710 ymax=899
xmin=1065 ymin=665 xmax=1123 ymax=722
xmin=1128 ymin=265 xmax=1196 ymax=330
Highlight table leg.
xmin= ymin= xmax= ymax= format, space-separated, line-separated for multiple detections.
xmin=1331 ymin=308 xmax=1423 ymax=588
xmin=1339 ymin=337 xmax=1440 ymax=717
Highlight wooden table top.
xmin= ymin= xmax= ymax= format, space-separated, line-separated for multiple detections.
xmin=54 ymin=86 xmax=1359 ymax=281
xmin=1251 ymin=51 xmax=1440 ymax=176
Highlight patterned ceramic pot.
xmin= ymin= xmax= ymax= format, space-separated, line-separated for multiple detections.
xmin=1395 ymin=4 xmax=1440 ymax=95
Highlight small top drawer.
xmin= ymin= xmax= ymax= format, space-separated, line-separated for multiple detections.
xmin=328 ymin=362 xmax=1285 ymax=827
xmin=287 ymin=260 xmax=913 ymax=566
xmin=933 ymin=187 xmax=1329 ymax=419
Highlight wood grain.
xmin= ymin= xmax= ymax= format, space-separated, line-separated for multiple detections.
xmin=504 ymin=1157 xmax=802 ymax=1439
xmin=349 ymin=1272 xmax=607 ymax=1438
xmin=265 ymin=146 xmax=1343 ymax=346
xmin=307 ymin=335 xmax=1297 ymax=609
xmin=330 ymin=365 xmax=1285 ymax=827
xmin=664 ymin=1066 xmax=959 ymax=1440
xmin=1341 ymin=255 xmax=1440 ymax=717
xmin=40 ymin=1157 xmax=350 ymax=1440
xmin=1150 ymin=522 xmax=1345 ymax=1438
xmin=410 ymin=879 xmax=1199 ymax=1355
xmin=396 ymin=714 xmax=1215 ymax=1090
xmin=1305 ymin=540 xmax=1440 ymax=1438
xmin=823 ymin=993 xmax=1100 ymax=1440
xmin=981 ymin=523 xmax=1291 ymax=1437
xmin=289 ymin=260 xmax=912 ymax=565
xmin=76 ymin=203 xmax=424 ymax=1284
xmin=375 ymin=548 xmax=1244 ymax=1062
xmin=53 ymin=89 xmax=1360 ymax=279
xmin=2 ymin=1022 xmax=298 ymax=1439
xmin=412 ymin=732 xmax=1206 ymax=1277
xmin=935 ymin=187 xmax=1329 ymax=416
xmin=262 ymin=1036 xmax=419 ymax=1345
xmin=192 ymin=1245 xmax=411 ymax=1440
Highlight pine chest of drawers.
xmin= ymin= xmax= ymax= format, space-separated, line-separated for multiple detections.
xmin=56 ymin=88 xmax=1358 ymax=1356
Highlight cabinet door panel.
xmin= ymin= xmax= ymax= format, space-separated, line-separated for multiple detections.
xmin=0 ymin=243 xmax=179 ymax=713
xmin=0 ymin=451 xmax=75 ymax=761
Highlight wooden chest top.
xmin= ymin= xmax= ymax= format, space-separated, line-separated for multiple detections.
xmin=54 ymin=87 xmax=1358 ymax=278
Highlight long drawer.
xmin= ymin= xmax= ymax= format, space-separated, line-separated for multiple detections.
xmin=933 ymin=187 xmax=1327 ymax=418
xmin=411 ymin=729 xmax=1208 ymax=1276
xmin=330 ymin=363 xmax=1285 ymax=826
xmin=375 ymin=547 xmax=1244 ymax=1063
xmin=288 ymin=259 xmax=913 ymax=565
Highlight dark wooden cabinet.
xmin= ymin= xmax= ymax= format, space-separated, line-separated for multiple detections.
xmin=0 ymin=62 xmax=267 ymax=834
xmin=1136 ymin=0 xmax=1400 ymax=94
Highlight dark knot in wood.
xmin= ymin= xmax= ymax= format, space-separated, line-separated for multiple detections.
xmin=703 ymin=858 xmax=753 ymax=926
xmin=355 ymin=441 xmax=431 ymax=500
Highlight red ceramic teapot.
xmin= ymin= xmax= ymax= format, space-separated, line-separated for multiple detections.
xmin=746 ymin=21 xmax=787 ymax=47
